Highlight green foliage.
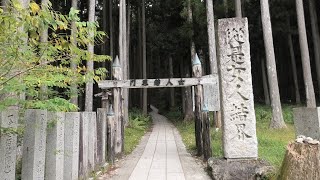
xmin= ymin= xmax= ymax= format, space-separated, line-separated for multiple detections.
xmin=124 ymin=108 xmax=151 ymax=155
xmin=168 ymin=104 xmax=296 ymax=176
xmin=0 ymin=1 xmax=110 ymax=111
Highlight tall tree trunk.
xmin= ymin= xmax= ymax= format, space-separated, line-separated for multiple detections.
xmin=70 ymin=0 xmax=78 ymax=106
xmin=127 ymin=4 xmax=131 ymax=109
xmin=235 ymin=0 xmax=242 ymax=17
xmin=109 ymin=0 xmax=114 ymax=60
xmin=40 ymin=0 xmax=49 ymax=100
xmin=184 ymin=0 xmax=195 ymax=121
xmin=224 ymin=0 xmax=228 ymax=17
xmin=287 ymin=17 xmax=301 ymax=104
xmin=260 ymin=0 xmax=286 ymax=129
xmin=296 ymin=0 xmax=316 ymax=108
xmin=169 ymin=55 xmax=175 ymax=108
xmin=309 ymin=0 xmax=320 ymax=98
xmin=142 ymin=0 xmax=147 ymax=115
xmin=85 ymin=0 xmax=96 ymax=111
xmin=119 ymin=0 xmax=128 ymax=124
xmin=206 ymin=0 xmax=218 ymax=74
xmin=261 ymin=58 xmax=270 ymax=105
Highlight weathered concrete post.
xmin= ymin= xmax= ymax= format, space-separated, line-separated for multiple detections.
xmin=192 ymin=54 xmax=204 ymax=156
xmin=0 ymin=110 xmax=19 ymax=180
xmin=202 ymin=104 xmax=212 ymax=161
xmin=88 ymin=112 xmax=97 ymax=171
xmin=112 ymin=56 xmax=124 ymax=155
xmin=79 ymin=112 xmax=89 ymax=179
xmin=64 ymin=112 xmax=80 ymax=180
xmin=22 ymin=109 xmax=48 ymax=180
xmin=97 ymin=108 xmax=107 ymax=165
xmin=107 ymin=105 xmax=115 ymax=164
xmin=218 ymin=18 xmax=258 ymax=159
xmin=45 ymin=112 xmax=65 ymax=180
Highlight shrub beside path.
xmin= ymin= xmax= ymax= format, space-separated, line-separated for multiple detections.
xmin=101 ymin=106 xmax=211 ymax=180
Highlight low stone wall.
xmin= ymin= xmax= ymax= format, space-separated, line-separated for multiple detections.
xmin=0 ymin=108 xmax=111 ymax=180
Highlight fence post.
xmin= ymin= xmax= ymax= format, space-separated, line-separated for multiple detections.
xmin=97 ymin=108 xmax=107 ymax=166
xmin=192 ymin=54 xmax=204 ymax=156
xmin=22 ymin=109 xmax=48 ymax=180
xmin=64 ymin=112 xmax=80 ymax=180
xmin=112 ymin=56 xmax=124 ymax=155
xmin=202 ymin=104 xmax=212 ymax=161
xmin=107 ymin=105 xmax=115 ymax=164
xmin=0 ymin=110 xmax=19 ymax=180
xmin=79 ymin=112 xmax=89 ymax=179
xmin=45 ymin=112 xmax=65 ymax=180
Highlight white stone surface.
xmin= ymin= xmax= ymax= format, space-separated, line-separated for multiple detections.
xmin=45 ymin=112 xmax=65 ymax=180
xmin=293 ymin=107 xmax=320 ymax=140
xmin=64 ymin=112 xmax=80 ymax=180
xmin=203 ymin=75 xmax=220 ymax=111
xmin=79 ymin=112 xmax=89 ymax=178
xmin=218 ymin=18 xmax=258 ymax=159
xmin=0 ymin=110 xmax=18 ymax=180
xmin=22 ymin=109 xmax=47 ymax=180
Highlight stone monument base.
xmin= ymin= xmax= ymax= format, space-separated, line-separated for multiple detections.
xmin=208 ymin=158 xmax=274 ymax=180
xmin=293 ymin=107 xmax=320 ymax=140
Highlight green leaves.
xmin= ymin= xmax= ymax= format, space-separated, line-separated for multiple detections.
xmin=0 ymin=1 xmax=110 ymax=111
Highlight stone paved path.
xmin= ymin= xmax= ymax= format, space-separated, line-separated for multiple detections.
xmin=101 ymin=106 xmax=211 ymax=180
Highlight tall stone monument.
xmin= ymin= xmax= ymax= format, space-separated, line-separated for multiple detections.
xmin=0 ymin=110 xmax=18 ymax=180
xmin=22 ymin=110 xmax=48 ymax=180
xmin=218 ymin=18 xmax=258 ymax=159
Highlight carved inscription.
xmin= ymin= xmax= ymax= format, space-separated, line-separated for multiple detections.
xmin=218 ymin=18 xmax=257 ymax=158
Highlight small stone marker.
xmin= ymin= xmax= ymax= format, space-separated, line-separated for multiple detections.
xmin=203 ymin=75 xmax=220 ymax=111
xmin=88 ymin=112 xmax=97 ymax=171
xmin=22 ymin=109 xmax=48 ymax=179
xmin=218 ymin=18 xmax=258 ymax=159
xmin=293 ymin=107 xmax=320 ymax=140
xmin=64 ymin=112 xmax=80 ymax=180
xmin=97 ymin=108 xmax=107 ymax=165
xmin=0 ymin=110 xmax=18 ymax=180
xmin=79 ymin=112 xmax=89 ymax=179
xmin=45 ymin=112 xmax=65 ymax=180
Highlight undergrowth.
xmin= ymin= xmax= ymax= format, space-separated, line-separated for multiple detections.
xmin=166 ymin=104 xmax=296 ymax=172
xmin=124 ymin=108 xmax=152 ymax=155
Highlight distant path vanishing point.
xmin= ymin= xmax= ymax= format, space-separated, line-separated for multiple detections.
xmin=101 ymin=105 xmax=211 ymax=180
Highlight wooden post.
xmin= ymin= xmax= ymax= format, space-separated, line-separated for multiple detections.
xmin=106 ymin=105 xmax=115 ymax=164
xmin=192 ymin=54 xmax=203 ymax=156
xmin=112 ymin=56 xmax=124 ymax=155
xmin=202 ymin=104 xmax=212 ymax=161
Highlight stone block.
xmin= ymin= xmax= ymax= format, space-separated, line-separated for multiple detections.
xmin=88 ymin=112 xmax=97 ymax=171
xmin=22 ymin=109 xmax=47 ymax=180
xmin=45 ymin=112 xmax=65 ymax=180
xmin=64 ymin=112 xmax=80 ymax=180
xmin=218 ymin=18 xmax=258 ymax=159
xmin=97 ymin=108 xmax=107 ymax=165
xmin=0 ymin=110 xmax=18 ymax=180
xmin=293 ymin=107 xmax=320 ymax=140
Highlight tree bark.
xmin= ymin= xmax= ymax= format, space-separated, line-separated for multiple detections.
xmin=109 ymin=0 xmax=114 ymax=60
xmin=296 ymin=0 xmax=316 ymax=108
xmin=142 ymin=0 xmax=147 ymax=115
xmin=260 ymin=0 xmax=286 ymax=129
xmin=223 ymin=0 xmax=228 ymax=17
xmin=169 ymin=55 xmax=175 ymax=108
xmin=279 ymin=143 xmax=320 ymax=180
xmin=40 ymin=0 xmax=49 ymax=100
xmin=287 ymin=16 xmax=301 ymax=104
xmin=70 ymin=0 xmax=78 ymax=106
xmin=309 ymin=0 xmax=320 ymax=99
xmin=119 ymin=0 xmax=128 ymax=124
xmin=235 ymin=0 xmax=242 ymax=17
xmin=261 ymin=58 xmax=270 ymax=105
xmin=184 ymin=0 xmax=195 ymax=121
xmin=85 ymin=0 xmax=96 ymax=111
xmin=206 ymin=0 xmax=218 ymax=74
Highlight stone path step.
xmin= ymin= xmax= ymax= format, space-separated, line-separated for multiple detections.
xmin=100 ymin=106 xmax=210 ymax=180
